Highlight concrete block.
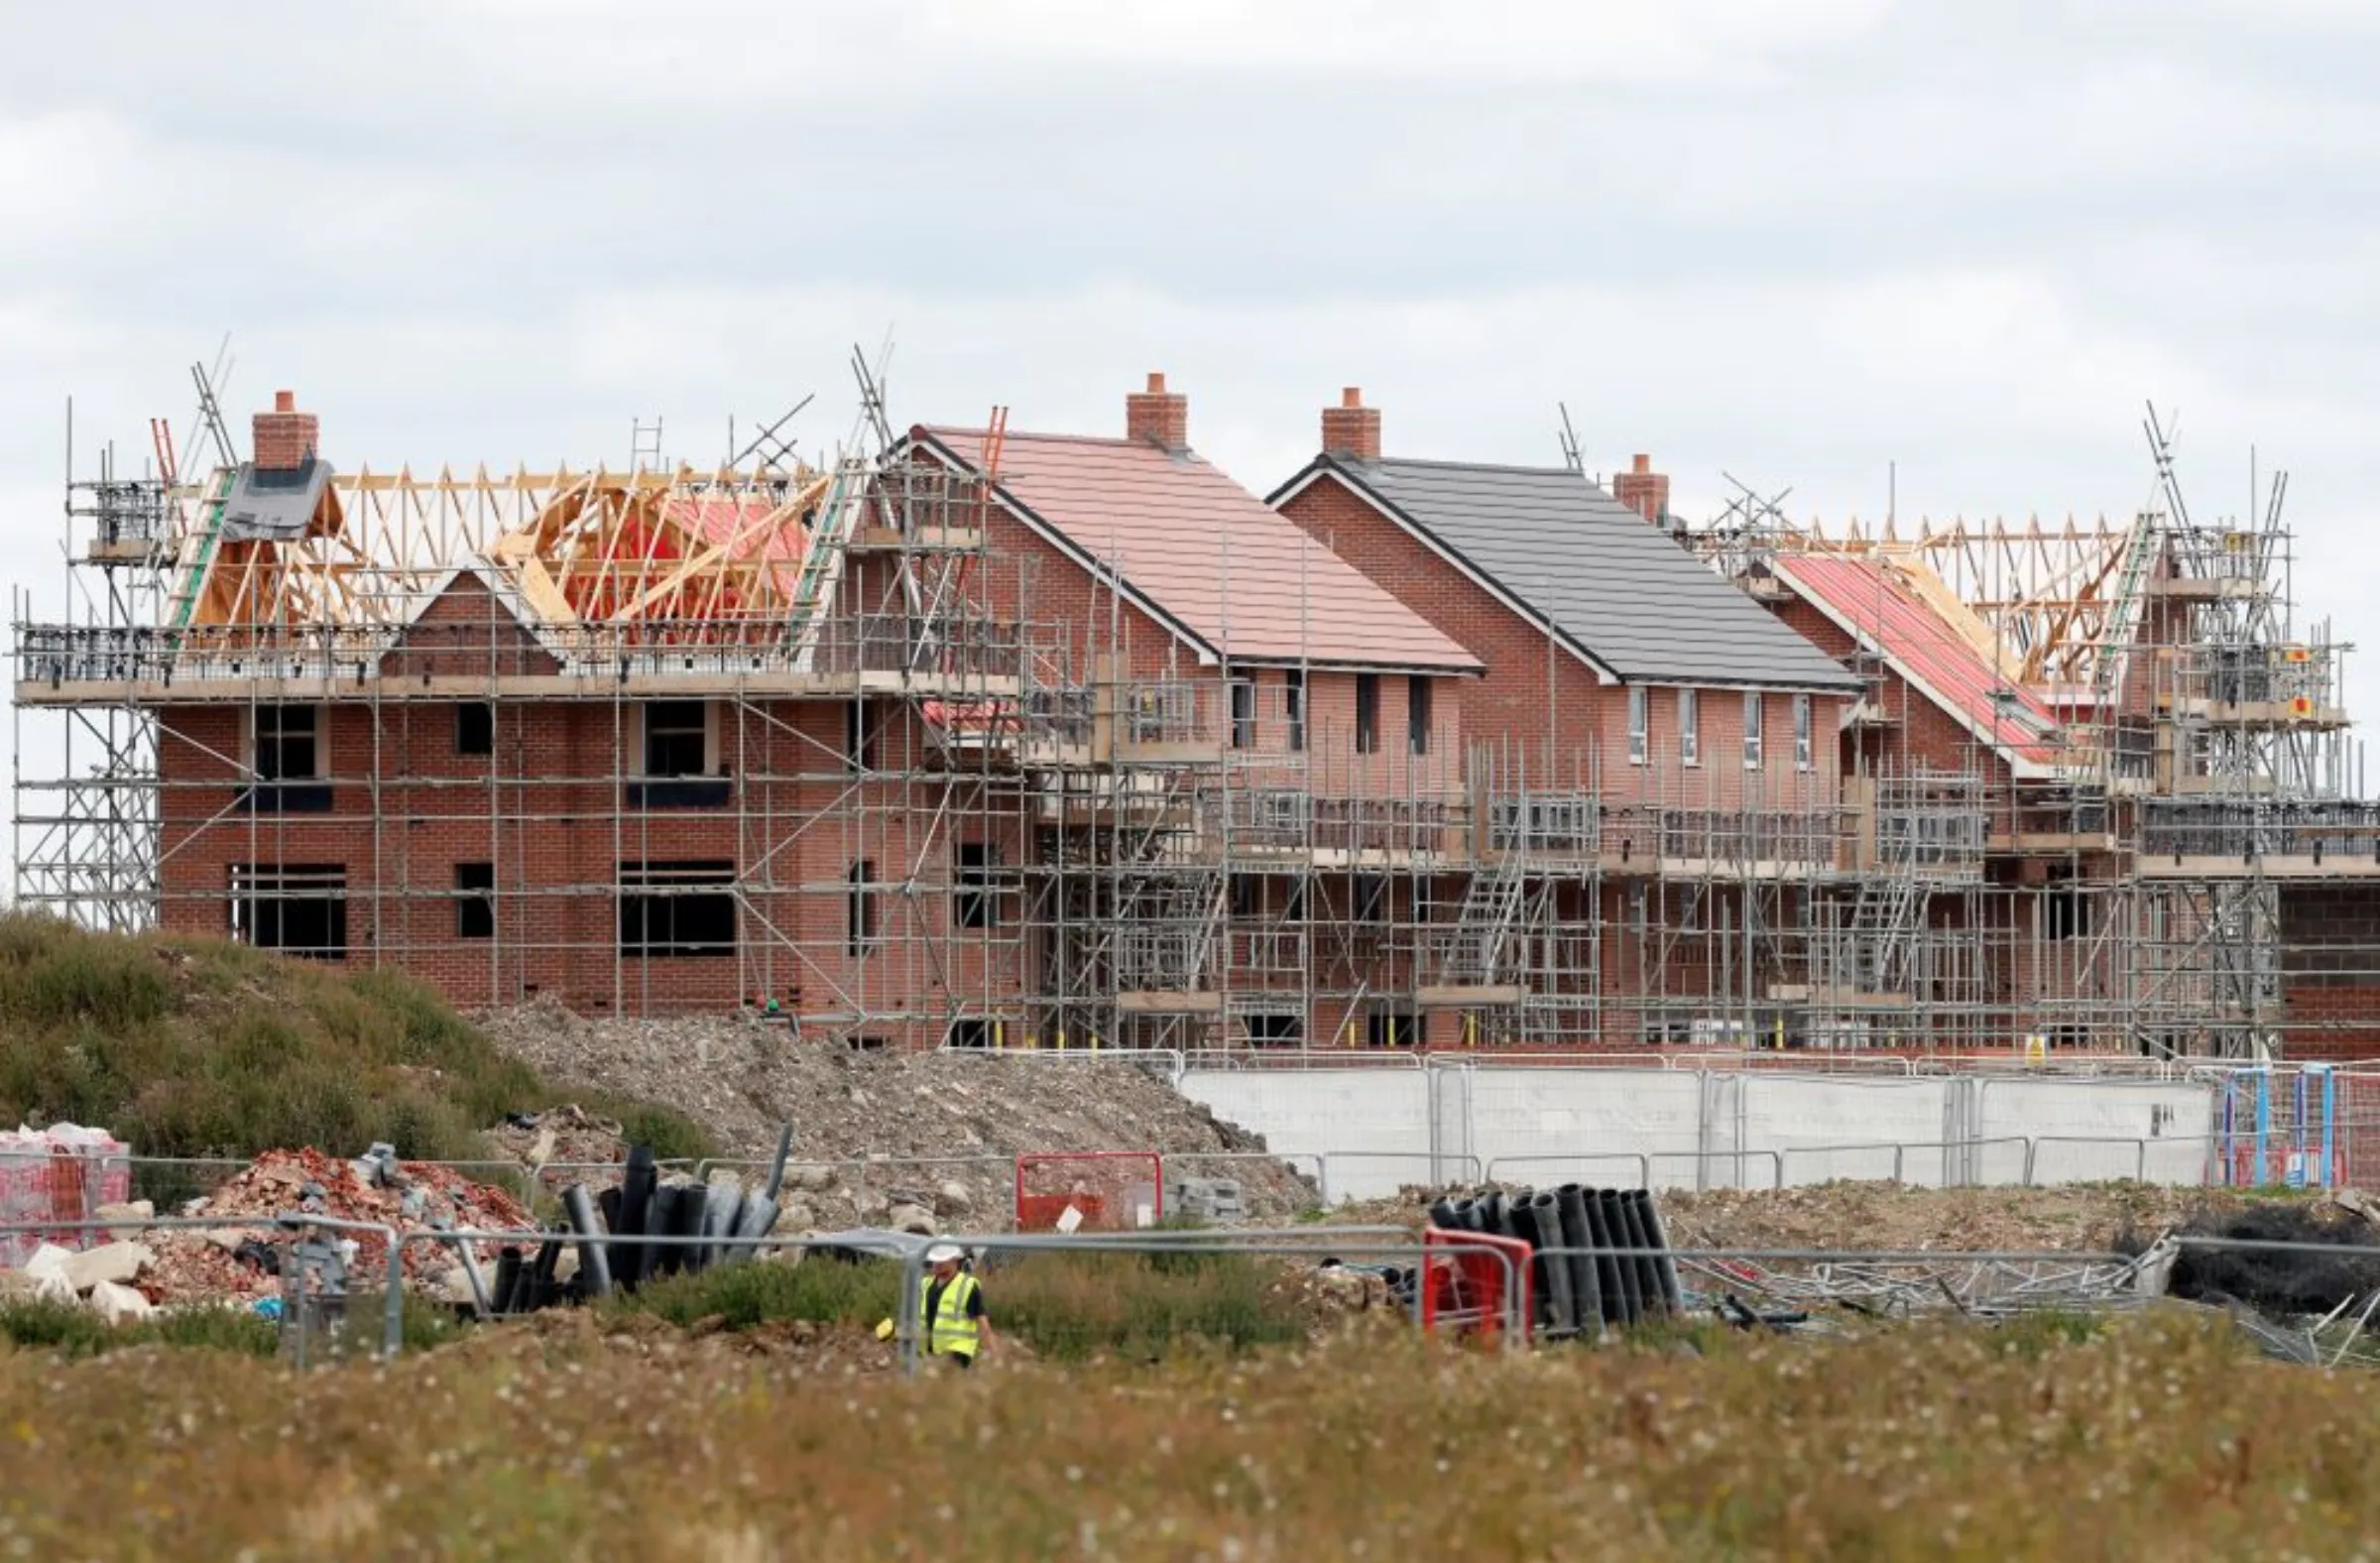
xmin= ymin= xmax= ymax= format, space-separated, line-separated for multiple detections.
xmin=62 ymin=1241 xmax=153 ymax=1295
xmin=87 ymin=1279 xmax=154 ymax=1326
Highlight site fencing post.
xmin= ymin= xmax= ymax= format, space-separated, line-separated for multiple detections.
xmin=1482 ymin=1152 xmax=1652 ymax=1190
xmin=289 ymin=1215 xmax=408 ymax=1357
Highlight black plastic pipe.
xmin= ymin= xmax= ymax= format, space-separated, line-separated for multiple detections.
xmin=561 ymin=1183 xmax=613 ymax=1298
xmin=1630 ymin=1189 xmax=1686 ymax=1313
xmin=492 ymin=1247 xmax=524 ymax=1315
xmin=673 ymin=1183 xmax=710 ymax=1275
xmin=649 ymin=1185 xmax=686 ymax=1279
xmin=1428 ymin=1197 xmax=1464 ymax=1231
xmin=1592 ymin=1189 xmax=1641 ymax=1324
xmin=1553 ymin=1184 xmax=1604 ymax=1335
xmin=1527 ymin=1191 xmax=1575 ymax=1334
xmin=616 ymin=1145 xmax=658 ymax=1290
xmin=1616 ymin=1190 xmax=1669 ymax=1318
xmin=701 ymin=1177 xmax=744 ymax=1269
xmin=528 ymin=1231 xmax=564 ymax=1311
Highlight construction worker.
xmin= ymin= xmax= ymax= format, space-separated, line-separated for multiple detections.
xmin=920 ymin=1242 xmax=990 ymax=1368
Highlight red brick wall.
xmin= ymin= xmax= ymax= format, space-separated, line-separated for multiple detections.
xmin=1278 ymin=472 xmax=1844 ymax=812
xmin=2282 ymin=885 xmax=2380 ymax=1060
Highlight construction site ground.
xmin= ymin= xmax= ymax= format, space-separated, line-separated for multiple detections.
xmin=11 ymin=1305 xmax=2380 ymax=1558
xmin=1327 ymin=1180 xmax=2268 ymax=1255
xmin=473 ymin=1000 xmax=1312 ymax=1224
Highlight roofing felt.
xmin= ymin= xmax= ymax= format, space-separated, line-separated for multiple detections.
xmin=1298 ymin=457 xmax=1859 ymax=690
xmin=219 ymin=458 xmax=335 ymax=542
xmin=920 ymin=427 xmax=1479 ymax=672
xmin=1771 ymin=552 xmax=2069 ymax=768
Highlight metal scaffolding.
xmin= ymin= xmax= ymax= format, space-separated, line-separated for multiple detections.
xmin=13 ymin=377 xmax=2379 ymax=1059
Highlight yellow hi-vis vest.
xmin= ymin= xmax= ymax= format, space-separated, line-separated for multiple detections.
xmin=922 ymin=1270 xmax=982 ymax=1360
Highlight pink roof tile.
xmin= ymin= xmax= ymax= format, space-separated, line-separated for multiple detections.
xmin=922 ymin=426 xmax=1479 ymax=672
xmin=1774 ymin=553 xmax=2070 ymax=769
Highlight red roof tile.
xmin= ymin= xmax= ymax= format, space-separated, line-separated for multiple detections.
xmin=1774 ymin=553 xmax=2070 ymax=769
xmin=922 ymin=426 xmax=1478 ymax=672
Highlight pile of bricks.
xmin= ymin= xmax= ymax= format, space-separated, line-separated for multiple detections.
xmin=143 ymin=1147 xmax=534 ymax=1305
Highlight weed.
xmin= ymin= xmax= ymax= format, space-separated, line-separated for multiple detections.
xmin=612 ymin=1258 xmax=904 ymax=1331
xmin=0 ymin=912 xmax=711 ymax=1165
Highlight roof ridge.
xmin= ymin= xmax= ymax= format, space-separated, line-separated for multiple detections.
xmin=1368 ymin=454 xmax=1585 ymax=479
xmin=925 ymin=424 xmax=1163 ymax=452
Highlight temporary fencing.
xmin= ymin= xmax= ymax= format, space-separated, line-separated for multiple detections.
xmin=0 ymin=1127 xmax=130 ymax=1264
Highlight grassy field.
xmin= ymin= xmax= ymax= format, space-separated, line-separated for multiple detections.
xmin=0 ymin=912 xmax=715 ymax=1164
xmin=3 ymin=1309 xmax=2375 ymax=1559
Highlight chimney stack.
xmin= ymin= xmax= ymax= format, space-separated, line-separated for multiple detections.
xmin=1126 ymin=371 xmax=1189 ymax=451
xmin=1612 ymin=452 xmax=1669 ymax=526
xmin=253 ymin=389 xmax=320 ymax=473
xmin=1320 ymin=386 xmax=1381 ymax=462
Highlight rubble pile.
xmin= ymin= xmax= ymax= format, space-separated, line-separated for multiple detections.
xmin=144 ymin=1146 xmax=534 ymax=1305
xmin=484 ymin=1105 xmax=629 ymax=1174
xmin=474 ymin=999 xmax=1315 ymax=1224
xmin=1 ymin=1227 xmax=162 ymax=1323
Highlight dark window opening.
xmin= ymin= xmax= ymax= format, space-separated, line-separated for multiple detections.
xmin=229 ymin=865 xmax=346 ymax=961
xmin=847 ymin=1034 xmax=891 ymax=1052
xmin=1355 ymin=674 xmax=1379 ymax=755
xmin=619 ymin=860 xmax=736 ymax=957
xmin=1408 ymin=676 xmax=1433 ymax=757
xmin=643 ymin=700 xmax=708 ymax=778
xmin=1245 ymin=1013 xmax=1304 ymax=1047
xmin=1367 ymin=1009 xmax=1417 ymax=1048
xmin=954 ymin=842 xmax=998 ymax=929
xmin=455 ymin=861 xmax=494 ymax=940
xmin=2046 ymin=886 xmax=2089 ymax=941
xmin=848 ymin=861 xmax=880 ymax=957
xmin=1353 ymin=873 xmax=1389 ymax=924
xmin=945 ymin=1018 xmax=993 ymax=1050
xmin=1230 ymin=874 xmax=1260 ymax=920
xmin=1230 ymin=678 xmax=1255 ymax=750
xmin=1283 ymin=668 xmax=1306 ymax=753
xmin=455 ymin=702 xmax=494 ymax=758
xmin=845 ymin=700 xmax=877 ymax=772
xmin=254 ymin=705 xmax=319 ymax=782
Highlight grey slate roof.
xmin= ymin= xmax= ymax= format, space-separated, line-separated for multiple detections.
xmin=1297 ymin=456 xmax=1859 ymax=690
xmin=220 ymin=458 xmax=334 ymax=542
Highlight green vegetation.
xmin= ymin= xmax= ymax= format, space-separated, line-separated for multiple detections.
xmin=0 ymin=912 xmax=717 ymax=1165
xmin=0 ymin=1289 xmax=466 ymax=1361
xmin=0 ymin=1296 xmax=278 ymax=1359
xmin=610 ymin=1258 xmax=905 ymax=1332
xmin=610 ymin=1249 xmax=1306 ymax=1360
xmin=4 ymin=1311 xmax=2371 ymax=1558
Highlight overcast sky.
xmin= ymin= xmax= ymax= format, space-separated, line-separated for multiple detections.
xmin=6 ymin=0 xmax=2377 ymax=799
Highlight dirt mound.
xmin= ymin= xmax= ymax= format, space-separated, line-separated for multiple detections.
xmin=2163 ymin=1201 xmax=2380 ymax=1314
xmin=473 ymin=1000 xmax=1310 ymax=1225
xmin=1329 ymin=1181 xmax=2269 ymax=1257
xmin=1657 ymin=1183 xmax=2250 ymax=1256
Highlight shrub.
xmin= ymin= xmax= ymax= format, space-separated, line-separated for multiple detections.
xmin=0 ymin=912 xmax=710 ymax=1167
xmin=988 ymin=1251 xmax=1305 ymax=1361
xmin=609 ymin=1258 xmax=904 ymax=1331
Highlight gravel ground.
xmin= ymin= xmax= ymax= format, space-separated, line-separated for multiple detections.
xmin=473 ymin=999 xmax=1315 ymax=1227
xmin=1327 ymin=1180 xmax=2281 ymax=1254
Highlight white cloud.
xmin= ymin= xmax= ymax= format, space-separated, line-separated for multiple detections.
xmin=8 ymin=0 xmax=2380 ymax=803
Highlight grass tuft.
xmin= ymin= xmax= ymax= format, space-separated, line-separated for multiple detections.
xmin=0 ymin=911 xmax=717 ymax=1170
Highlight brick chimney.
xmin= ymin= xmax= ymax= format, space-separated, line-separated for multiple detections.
xmin=1125 ymin=371 xmax=1188 ymax=451
xmin=252 ymin=390 xmax=320 ymax=473
xmin=1612 ymin=452 xmax=1668 ymax=526
xmin=1320 ymin=387 xmax=1381 ymax=461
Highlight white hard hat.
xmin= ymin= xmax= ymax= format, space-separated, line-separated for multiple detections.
xmin=925 ymin=1243 xmax=964 ymax=1264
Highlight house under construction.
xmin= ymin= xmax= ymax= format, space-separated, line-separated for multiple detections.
xmin=13 ymin=365 xmax=2379 ymax=1058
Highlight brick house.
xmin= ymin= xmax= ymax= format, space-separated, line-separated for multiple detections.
xmin=1268 ymin=392 xmax=1862 ymax=1046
